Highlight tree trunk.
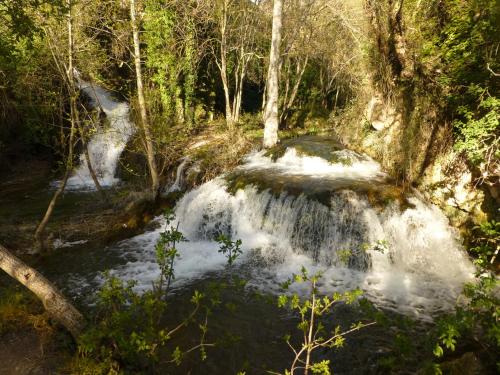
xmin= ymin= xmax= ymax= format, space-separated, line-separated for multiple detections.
xmin=34 ymin=160 xmax=73 ymax=251
xmin=263 ymin=0 xmax=283 ymax=148
xmin=0 ymin=244 xmax=85 ymax=339
xmin=35 ymin=0 xmax=77 ymax=251
xmin=232 ymin=48 xmax=249 ymax=125
xmin=74 ymin=79 xmax=108 ymax=202
xmin=130 ymin=0 xmax=160 ymax=197
xmin=280 ymin=55 xmax=308 ymax=126
xmin=79 ymin=121 xmax=108 ymax=203
xmin=219 ymin=1 xmax=234 ymax=128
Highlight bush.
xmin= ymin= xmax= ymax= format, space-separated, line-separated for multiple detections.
xmin=75 ymin=210 xmax=211 ymax=373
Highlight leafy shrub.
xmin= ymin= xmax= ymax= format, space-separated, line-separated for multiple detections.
xmin=275 ymin=267 xmax=374 ymax=375
xmin=432 ymin=220 xmax=500 ymax=372
xmin=454 ymin=91 xmax=499 ymax=184
xmin=75 ymin=210 xmax=211 ymax=373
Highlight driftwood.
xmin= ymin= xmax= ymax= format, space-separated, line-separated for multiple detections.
xmin=0 ymin=243 xmax=85 ymax=339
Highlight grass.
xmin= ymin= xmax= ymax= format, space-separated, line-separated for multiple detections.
xmin=0 ymin=283 xmax=51 ymax=336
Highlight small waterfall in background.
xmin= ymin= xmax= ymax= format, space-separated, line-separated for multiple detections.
xmin=72 ymin=138 xmax=474 ymax=321
xmin=166 ymin=157 xmax=191 ymax=193
xmin=64 ymin=79 xmax=135 ymax=190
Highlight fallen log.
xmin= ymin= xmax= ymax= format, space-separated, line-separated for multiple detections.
xmin=0 ymin=243 xmax=85 ymax=339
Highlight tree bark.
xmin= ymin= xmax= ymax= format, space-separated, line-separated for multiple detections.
xmin=218 ymin=0 xmax=234 ymax=128
xmin=130 ymin=0 xmax=160 ymax=197
xmin=232 ymin=47 xmax=250 ymax=124
xmin=35 ymin=0 xmax=77 ymax=251
xmin=0 ymin=244 xmax=85 ymax=339
xmin=280 ymin=55 xmax=308 ymax=126
xmin=34 ymin=158 xmax=73 ymax=252
xmin=263 ymin=0 xmax=283 ymax=148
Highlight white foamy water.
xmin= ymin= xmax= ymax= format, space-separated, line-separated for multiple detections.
xmin=242 ymin=148 xmax=386 ymax=181
xmin=64 ymin=80 xmax=135 ymax=190
xmin=81 ymin=147 xmax=474 ymax=320
xmin=166 ymin=157 xmax=190 ymax=193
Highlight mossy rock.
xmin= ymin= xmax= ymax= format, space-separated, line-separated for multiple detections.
xmin=264 ymin=135 xmax=344 ymax=162
xmin=226 ymin=169 xmax=408 ymax=210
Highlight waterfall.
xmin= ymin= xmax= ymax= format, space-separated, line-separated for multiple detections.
xmin=166 ymin=157 xmax=190 ymax=193
xmin=64 ymin=80 xmax=135 ymax=190
xmin=87 ymin=144 xmax=474 ymax=320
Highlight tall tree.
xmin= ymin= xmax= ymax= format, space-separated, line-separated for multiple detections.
xmin=143 ymin=0 xmax=200 ymax=128
xmin=212 ymin=0 xmax=262 ymax=128
xmin=130 ymin=0 xmax=160 ymax=197
xmin=263 ymin=0 xmax=283 ymax=147
xmin=34 ymin=0 xmax=77 ymax=251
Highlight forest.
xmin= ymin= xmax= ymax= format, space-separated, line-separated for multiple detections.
xmin=0 ymin=0 xmax=498 ymax=374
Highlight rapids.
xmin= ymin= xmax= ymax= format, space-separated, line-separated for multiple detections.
xmin=66 ymin=137 xmax=474 ymax=321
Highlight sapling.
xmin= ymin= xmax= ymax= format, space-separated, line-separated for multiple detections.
xmin=273 ymin=267 xmax=375 ymax=375
xmin=216 ymin=234 xmax=243 ymax=268
xmin=154 ymin=208 xmax=187 ymax=296
xmin=77 ymin=210 xmax=214 ymax=372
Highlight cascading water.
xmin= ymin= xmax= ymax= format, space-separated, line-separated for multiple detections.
xmin=73 ymin=138 xmax=474 ymax=321
xmin=166 ymin=157 xmax=191 ymax=193
xmin=64 ymin=80 xmax=135 ymax=190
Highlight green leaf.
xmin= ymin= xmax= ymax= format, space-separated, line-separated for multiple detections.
xmin=433 ymin=344 xmax=444 ymax=358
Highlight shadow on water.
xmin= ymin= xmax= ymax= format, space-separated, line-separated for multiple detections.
xmin=11 ymin=135 xmax=473 ymax=374
xmin=37 ymin=243 xmax=405 ymax=374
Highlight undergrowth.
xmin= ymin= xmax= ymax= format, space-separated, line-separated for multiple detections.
xmin=0 ymin=284 xmax=51 ymax=337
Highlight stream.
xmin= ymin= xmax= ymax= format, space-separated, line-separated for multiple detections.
xmin=35 ymin=84 xmax=475 ymax=373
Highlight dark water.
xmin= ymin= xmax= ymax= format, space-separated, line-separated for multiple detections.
xmin=1 ymin=139 xmax=449 ymax=374
xmin=32 ymin=236 xmax=425 ymax=375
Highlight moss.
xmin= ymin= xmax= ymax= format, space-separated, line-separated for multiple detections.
xmin=366 ymin=185 xmax=404 ymax=210
xmin=0 ymin=283 xmax=49 ymax=335
xmin=226 ymin=172 xmax=272 ymax=196
xmin=226 ymin=168 xmax=409 ymax=212
xmin=65 ymin=355 xmax=120 ymax=375
xmin=264 ymin=144 xmax=287 ymax=161
xmin=264 ymin=135 xmax=344 ymax=163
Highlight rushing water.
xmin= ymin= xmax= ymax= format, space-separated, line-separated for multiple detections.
xmin=59 ymin=138 xmax=474 ymax=323
xmin=166 ymin=157 xmax=191 ymax=193
xmin=64 ymin=80 xmax=135 ymax=190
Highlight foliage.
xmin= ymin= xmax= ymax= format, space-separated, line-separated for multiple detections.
xmin=0 ymin=26 xmax=62 ymax=155
xmin=216 ymin=234 xmax=242 ymax=268
xmin=431 ymin=220 xmax=499 ymax=372
xmin=453 ymin=92 xmax=499 ymax=184
xmin=154 ymin=208 xmax=186 ymax=294
xmin=76 ymin=210 xmax=210 ymax=373
xmin=469 ymin=219 xmax=500 ymax=268
xmin=419 ymin=0 xmax=499 ymax=95
xmin=275 ymin=266 xmax=374 ymax=375
xmin=364 ymin=0 xmax=499 ymax=184
xmin=144 ymin=0 xmax=199 ymax=129
xmin=414 ymin=0 xmax=499 ymax=183
xmin=0 ymin=0 xmax=112 ymax=164
xmin=432 ymin=272 xmax=499 ymax=371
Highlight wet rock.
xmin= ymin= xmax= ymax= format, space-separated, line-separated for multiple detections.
xmin=264 ymin=135 xmax=343 ymax=162
xmin=365 ymin=94 xmax=401 ymax=131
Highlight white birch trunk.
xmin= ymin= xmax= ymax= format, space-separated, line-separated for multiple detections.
xmin=262 ymin=0 xmax=283 ymax=148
